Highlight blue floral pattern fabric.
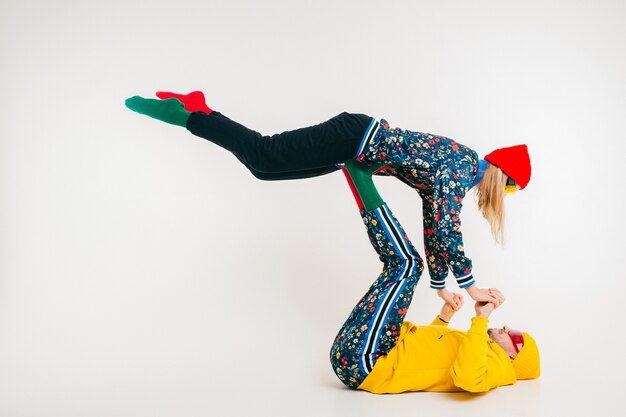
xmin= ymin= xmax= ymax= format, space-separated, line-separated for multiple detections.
xmin=330 ymin=204 xmax=423 ymax=389
xmin=356 ymin=120 xmax=479 ymax=289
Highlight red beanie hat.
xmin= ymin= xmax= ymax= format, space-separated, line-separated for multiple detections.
xmin=484 ymin=144 xmax=531 ymax=189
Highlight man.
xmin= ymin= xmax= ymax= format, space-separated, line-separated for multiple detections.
xmin=340 ymin=294 xmax=541 ymax=394
xmin=331 ymin=162 xmax=540 ymax=393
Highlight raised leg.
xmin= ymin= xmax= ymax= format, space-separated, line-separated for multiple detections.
xmin=126 ymin=93 xmax=380 ymax=178
xmin=208 ymin=111 xmax=342 ymax=180
xmin=185 ymin=111 xmax=376 ymax=173
xmin=330 ymin=165 xmax=424 ymax=389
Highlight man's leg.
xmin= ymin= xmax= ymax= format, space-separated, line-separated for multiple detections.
xmin=330 ymin=165 xmax=424 ymax=389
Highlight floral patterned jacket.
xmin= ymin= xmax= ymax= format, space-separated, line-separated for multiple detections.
xmin=357 ymin=119 xmax=479 ymax=290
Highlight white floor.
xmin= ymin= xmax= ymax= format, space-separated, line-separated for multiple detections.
xmin=0 ymin=285 xmax=619 ymax=417
xmin=1 ymin=238 xmax=622 ymax=417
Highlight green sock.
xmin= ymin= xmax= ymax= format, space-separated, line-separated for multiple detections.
xmin=343 ymin=159 xmax=385 ymax=211
xmin=125 ymin=96 xmax=191 ymax=127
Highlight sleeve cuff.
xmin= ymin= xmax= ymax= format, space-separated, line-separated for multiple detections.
xmin=430 ymin=279 xmax=446 ymax=290
xmin=458 ymin=279 xmax=475 ymax=289
xmin=430 ymin=316 xmax=449 ymax=326
xmin=455 ymin=272 xmax=474 ymax=289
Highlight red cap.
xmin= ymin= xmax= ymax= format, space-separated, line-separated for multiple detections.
xmin=484 ymin=144 xmax=531 ymax=190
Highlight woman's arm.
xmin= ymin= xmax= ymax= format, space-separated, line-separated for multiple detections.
xmin=425 ymin=171 xmax=501 ymax=305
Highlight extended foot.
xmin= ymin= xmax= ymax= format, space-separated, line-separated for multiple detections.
xmin=155 ymin=90 xmax=213 ymax=114
xmin=125 ymin=96 xmax=191 ymax=127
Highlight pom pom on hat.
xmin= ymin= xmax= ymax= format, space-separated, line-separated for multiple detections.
xmin=512 ymin=332 xmax=540 ymax=380
xmin=484 ymin=145 xmax=531 ymax=189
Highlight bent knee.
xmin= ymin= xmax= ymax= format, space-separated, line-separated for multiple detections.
xmin=387 ymin=256 xmax=424 ymax=275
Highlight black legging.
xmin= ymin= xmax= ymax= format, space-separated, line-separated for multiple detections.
xmin=186 ymin=111 xmax=375 ymax=180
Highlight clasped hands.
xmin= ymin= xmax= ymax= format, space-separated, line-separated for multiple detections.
xmin=437 ymin=285 xmax=505 ymax=322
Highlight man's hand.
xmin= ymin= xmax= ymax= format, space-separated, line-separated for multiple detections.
xmin=440 ymin=292 xmax=465 ymax=322
xmin=465 ymin=285 xmax=505 ymax=307
xmin=474 ymin=301 xmax=497 ymax=318
xmin=437 ymin=289 xmax=463 ymax=311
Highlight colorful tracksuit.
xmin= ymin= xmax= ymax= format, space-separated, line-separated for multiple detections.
xmin=187 ymin=112 xmax=479 ymax=290
xmin=329 ymin=203 xmax=422 ymax=388
xmin=355 ymin=119 xmax=479 ymax=289
xmin=186 ymin=111 xmax=376 ymax=180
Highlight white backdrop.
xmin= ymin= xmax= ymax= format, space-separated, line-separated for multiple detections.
xmin=1 ymin=1 xmax=624 ymax=416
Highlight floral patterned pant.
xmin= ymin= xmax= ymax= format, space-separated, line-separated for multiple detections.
xmin=330 ymin=204 xmax=424 ymax=389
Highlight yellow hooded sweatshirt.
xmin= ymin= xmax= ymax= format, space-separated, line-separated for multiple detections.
xmin=357 ymin=316 xmax=517 ymax=394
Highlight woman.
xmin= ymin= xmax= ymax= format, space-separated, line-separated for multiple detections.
xmin=125 ymin=90 xmax=531 ymax=307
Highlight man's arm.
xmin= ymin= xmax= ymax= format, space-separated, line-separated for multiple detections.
xmin=449 ymin=302 xmax=499 ymax=393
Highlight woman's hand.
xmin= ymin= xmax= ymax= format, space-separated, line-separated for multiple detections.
xmin=437 ymin=289 xmax=463 ymax=311
xmin=440 ymin=292 xmax=465 ymax=322
xmin=465 ymin=285 xmax=505 ymax=307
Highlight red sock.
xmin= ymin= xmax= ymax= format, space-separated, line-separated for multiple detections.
xmin=155 ymin=91 xmax=213 ymax=114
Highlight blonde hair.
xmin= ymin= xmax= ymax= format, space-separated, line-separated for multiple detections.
xmin=475 ymin=163 xmax=507 ymax=244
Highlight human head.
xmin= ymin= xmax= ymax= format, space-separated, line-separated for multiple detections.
xmin=484 ymin=144 xmax=531 ymax=189
xmin=475 ymin=144 xmax=531 ymax=243
xmin=488 ymin=326 xmax=541 ymax=380
xmin=475 ymin=164 xmax=507 ymax=243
